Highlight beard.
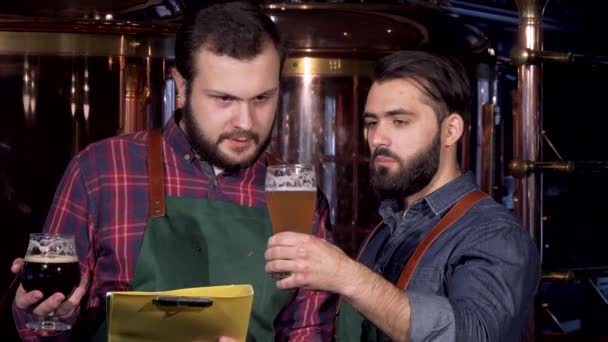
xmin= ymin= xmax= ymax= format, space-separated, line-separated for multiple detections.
xmin=181 ymin=96 xmax=272 ymax=170
xmin=370 ymin=132 xmax=441 ymax=200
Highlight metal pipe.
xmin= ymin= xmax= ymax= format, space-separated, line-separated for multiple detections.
xmin=479 ymin=103 xmax=495 ymax=196
xmin=511 ymin=46 xmax=608 ymax=66
xmin=513 ymin=0 xmax=546 ymax=246
xmin=509 ymin=160 xmax=608 ymax=177
xmin=513 ymin=1 xmax=547 ymax=341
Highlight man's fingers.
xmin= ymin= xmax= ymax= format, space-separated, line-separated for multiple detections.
xmin=267 ymin=231 xmax=314 ymax=247
xmin=55 ymin=285 xmax=86 ymax=318
xmin=265 ymin=259 xmax=297 ymax=274
xmin=276 ymin=273 xmax=300 ymax=290
xmin=14 ymin=285 xmax=43 ymax=309
xmin=32 ymin=293 xmax=65 ymax=317
xmin=11 ymin=258 xmax=24 ymax=274
xmin=264 ymin=246 xmax=298 ymax=261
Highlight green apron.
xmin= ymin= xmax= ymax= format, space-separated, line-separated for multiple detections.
xmin=129 ymin=196 xmax=290 ymax=341
xmin=335 ymin=223 xmax=384 ymax=342
xmin=93 ymin=129 xmax=289 ymax=341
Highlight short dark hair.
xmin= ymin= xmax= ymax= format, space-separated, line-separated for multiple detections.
xmin=372 ymin=51 xmax=471 ymax=124
xmin=175 ymin=1 xmax=286 ymax=81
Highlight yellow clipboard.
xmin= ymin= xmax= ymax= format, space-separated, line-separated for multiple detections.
xmin=107 ymin=284 xmax=254 ymax=342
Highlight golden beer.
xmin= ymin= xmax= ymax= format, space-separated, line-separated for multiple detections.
xmin=266 ymin=190 xmax=317 ymax=234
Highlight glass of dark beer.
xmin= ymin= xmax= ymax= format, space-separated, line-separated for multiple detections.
xmin=21 ymin=233 xmax=80 ymax=332
xmin=265 ymin=164 xmax=317 ymax=280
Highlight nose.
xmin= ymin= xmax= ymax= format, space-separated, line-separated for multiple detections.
xmin=233 ymin=102 xmax=254 ymax=130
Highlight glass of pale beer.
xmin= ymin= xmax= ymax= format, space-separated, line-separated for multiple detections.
xmin=265 ymin=163 xmax=317 ymax=279
xmin=21 ymin=233 xmax=80 ymax=332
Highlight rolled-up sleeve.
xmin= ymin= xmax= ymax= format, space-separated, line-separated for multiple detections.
xmin=408 ymin=290 xmax=455 ymax=342
xmin=408 ymin=221 xmax=540 ymax=342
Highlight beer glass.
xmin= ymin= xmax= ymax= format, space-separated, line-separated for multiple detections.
xmin=21 ymin=233 xmax=80 ymax=332
xmin=265 ymin=164 xmax=317 ymax=280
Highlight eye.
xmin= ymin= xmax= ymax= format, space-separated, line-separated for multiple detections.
xmin=253 ymin=95 xmax=270 ymax=103
xmin=393 ymin=119 xmax=409 ymax=127
xmin=215 ymin=95 xmax=234 ymax=103
xmin=363 ymin=119 xmax=377 ymax=128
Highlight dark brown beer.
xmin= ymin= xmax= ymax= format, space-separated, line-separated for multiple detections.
xmin=21 ymin=256 xmax=80 ymax=300
xmin=266 ymin=190 xmax=316 ymax=234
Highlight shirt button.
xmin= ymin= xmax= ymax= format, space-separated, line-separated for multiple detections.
xmin=184 ymin=154 xmax=191 ymax=161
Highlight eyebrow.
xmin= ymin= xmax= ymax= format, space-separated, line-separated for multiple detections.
xmin=363 ymin=108 xmax=416 ymax=119
xmin=204 ymin=87 xmax=279 ymax=100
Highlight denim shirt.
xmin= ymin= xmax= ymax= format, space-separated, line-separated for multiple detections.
xmin=358 ymin=172 xmax=541 ymax=342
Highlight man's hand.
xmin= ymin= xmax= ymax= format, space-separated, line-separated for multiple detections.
xmin=265 ymin=232 xmax=354 ymax=294
xmin=12 ymin=258 xmax=87 ymax=319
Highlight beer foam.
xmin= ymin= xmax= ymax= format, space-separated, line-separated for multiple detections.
xmin=26 ymin=236 xmax=76 ymax=257
xmin=265 ymin=168 xmax=316 ymax=191
xmin=24 ymin=255 xmax=78 ymax=263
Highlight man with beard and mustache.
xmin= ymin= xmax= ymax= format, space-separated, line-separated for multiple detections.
xmin=265 ymin=51 xmax=540 ymax=342
xmin=10 ymin=2 xmax=336 ymax=341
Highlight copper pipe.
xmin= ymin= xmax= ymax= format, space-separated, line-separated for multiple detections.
xmin=119 ymin=63 xmax=146 ymax=134
xmin=514 ymin=2 xmax=547 ymax=341
xmin=509 ymin=160 xmax=573 ymax=178
xmin=479 ymin=103 xmax=495 ymax=196
xmin=541 ymin=271 xmax=574 ymax=282
xmin=511 ymin=46 xmax=608 ymax=66
xmin=513 ymin=0 xmax=546 ymax=243
xmin=510 ymin=160 xmax=608 ymax=177
xmin=511 ymin=46 xmax=573 ymax=65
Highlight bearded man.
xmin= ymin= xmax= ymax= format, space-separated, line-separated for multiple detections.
xmin=264 ymin=50 xmax=540 ymax=342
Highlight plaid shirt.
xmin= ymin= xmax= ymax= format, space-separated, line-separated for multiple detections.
xmin=13 ymin=114 xmax=337 ymax=341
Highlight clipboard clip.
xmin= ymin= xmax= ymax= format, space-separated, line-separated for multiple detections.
xmin=152 ymin=296 xmax=214 ymax=309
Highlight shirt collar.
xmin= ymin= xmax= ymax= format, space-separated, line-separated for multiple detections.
xmin=424 ymin=171 xmax=478 ymax=216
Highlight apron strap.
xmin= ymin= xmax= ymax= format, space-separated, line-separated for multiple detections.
xmin=148 ymin=128 xmax=166 ymax=218
xmin=336 ymin=190 xmax=487 ymax=315
xmin=395 ymin=190 xmax=487 ymax=289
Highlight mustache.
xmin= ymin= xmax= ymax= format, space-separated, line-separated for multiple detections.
xmin=372 ymin=147 xmax=400 ymax=162
xmin=218 ymin=130 xmax=259 ymax=144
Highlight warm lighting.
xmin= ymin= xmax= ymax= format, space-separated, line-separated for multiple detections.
xmin=83 ymin=103 xmax=90 ymax=121
xmin=343 ymin=32 xmax=349 ymax=36
xmin=387 ymin=29 xmax=392 ymax=34
xmin=302 ymin=57 xmax=312 ymax=84
xmin=105 ymin=13 xmax=114 ymax=21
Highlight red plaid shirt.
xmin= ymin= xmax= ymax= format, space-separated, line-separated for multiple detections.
xmin=13 ymin=114 xmax=337 ymax=341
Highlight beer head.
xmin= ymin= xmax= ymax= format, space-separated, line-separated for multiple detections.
xmin=26 ymin=233 xmax=77 ymax=258
xmin=265 ymin=163 xmax=316 ymax=192
xmin=265 ymin=164 xmax=317 ymax=234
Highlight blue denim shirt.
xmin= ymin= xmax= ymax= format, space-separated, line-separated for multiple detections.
xmin=358 ymin=172 xmax=541 ymax=342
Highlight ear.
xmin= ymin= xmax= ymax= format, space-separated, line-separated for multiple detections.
xmin=171 ymin=67 xmax=187 ymax=108
xmin=442 ymin=113 xmax=464 ymax=147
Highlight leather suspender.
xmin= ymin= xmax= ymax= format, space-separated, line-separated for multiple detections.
xmin=337 ymin=190 xmax=488 ymax=314
xmin=395 ymin=190 xmax=487 ymax=289
xmin=148 ymin=128 xmax=165 ymax=218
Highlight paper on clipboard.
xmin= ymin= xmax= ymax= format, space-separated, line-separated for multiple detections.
xmin=107 ymin=284 xmax=254 ymax=342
